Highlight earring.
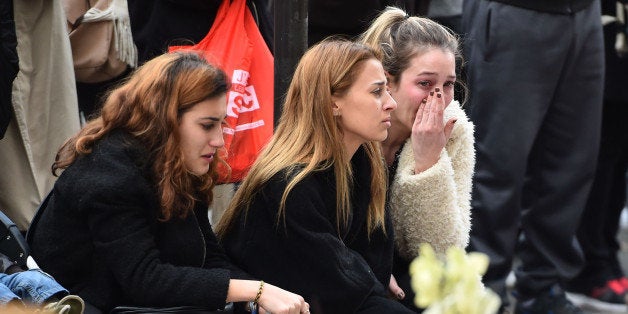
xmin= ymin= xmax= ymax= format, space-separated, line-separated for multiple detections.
xmin=333 ymin=110 xmax=340 ymax=116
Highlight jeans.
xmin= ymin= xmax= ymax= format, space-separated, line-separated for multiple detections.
xmin=0 ymin=269 xmax=68 ymax=305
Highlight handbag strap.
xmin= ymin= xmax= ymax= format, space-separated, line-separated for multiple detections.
xmin=25 ymin=190 xmax=52 ymax=248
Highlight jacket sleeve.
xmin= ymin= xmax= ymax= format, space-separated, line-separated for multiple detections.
xmin=227 ymin=176 xmax=392 ymax=313
xmin=80 ymin=156 xmax=232 ymax=309
xmin=196 ymin=208 xmax=252 ymax=280
xmin=390 ymin=101 xmax=475 ymax=259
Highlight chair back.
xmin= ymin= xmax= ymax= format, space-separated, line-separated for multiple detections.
xmin=0 ymin=209 xmax=30 ymax=267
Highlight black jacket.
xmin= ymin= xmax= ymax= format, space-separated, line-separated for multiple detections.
xmin=221 ymin=147 xmax=412 ymax=314
xmin=0 ymin=0 xmax=18 ymax=139
xmin=127 ymin=0 xmax=274 ymax=64
xmin=489 ymin=0 xmax=595 ymax=14
xmin=30 ymin=132 xmax=248 ymax=312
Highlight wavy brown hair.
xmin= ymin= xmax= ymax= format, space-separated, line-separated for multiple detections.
xmin=216 ymin=39 xmax=388 ymax=238
xmin=52 ymin=52 xmax=229 ymax=221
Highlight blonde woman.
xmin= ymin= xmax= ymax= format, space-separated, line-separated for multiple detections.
xmin=217 ymin=39 xmax=413 ymax=313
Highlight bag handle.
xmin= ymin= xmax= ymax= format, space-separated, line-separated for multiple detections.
xmin=64 ymin=0 xmax=95 ymax=30
xmin=199 ymin=0 xmax=248 ymax=44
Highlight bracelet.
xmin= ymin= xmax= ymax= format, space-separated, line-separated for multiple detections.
xmin=253 ymin=280 xmax=264 ymax=304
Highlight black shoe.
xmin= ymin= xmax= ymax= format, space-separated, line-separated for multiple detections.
xmin=565 ymin=278 xmax=628 ymax=313
xmin=514 ymin=285 xmax=584 ymax=314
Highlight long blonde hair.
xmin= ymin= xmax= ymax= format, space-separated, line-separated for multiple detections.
xmin=53 ymin=52 xmax=229 ymax=221
xmin=216 ymin=39 xmax=387 ymax=238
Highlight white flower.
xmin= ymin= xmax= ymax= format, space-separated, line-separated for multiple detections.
xmin=409 ymin=243 xmax=501 ymax=314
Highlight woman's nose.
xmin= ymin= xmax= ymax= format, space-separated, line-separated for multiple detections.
xmin=210 ymin=131 xmax=225 ymax=148
xmin=385 ymin=92 xmax=398 ymax=111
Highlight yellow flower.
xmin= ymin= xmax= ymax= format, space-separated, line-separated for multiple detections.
xmin=409 ymin=244 xmax=501 ymax=314
xmin=410 ymin=244 xmax=444 ymax=307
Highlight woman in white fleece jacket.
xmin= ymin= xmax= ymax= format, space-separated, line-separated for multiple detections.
xmin=360 ymin=6 xmax=475 ymax=311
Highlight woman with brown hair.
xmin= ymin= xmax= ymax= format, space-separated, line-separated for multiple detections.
xmin=29 ymin=51 xmax=308 ymax=314
xmin=359 ymin=6 xmax=475 ymax=312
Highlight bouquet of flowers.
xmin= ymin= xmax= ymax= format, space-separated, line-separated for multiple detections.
xmin=409 ymin=243 xmax=501 ymax=314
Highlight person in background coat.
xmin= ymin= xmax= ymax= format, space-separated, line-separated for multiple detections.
xmin=0 ymin=0 xmax=80 ymax=232
xmin=462 ymin=0 xmax=604 ymax=312
xmin=565 ymin=0 xmax=628 ymax=311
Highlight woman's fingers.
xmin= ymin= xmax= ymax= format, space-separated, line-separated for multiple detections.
xmin=433 ymin=88 xmax=444 ymax=124
xmin=423 ymin=90 xmax=435 ymax=125
xmin=444 ymin=118 xmax=457 ymax=140
xmin=297 ymin=297 xmax=309 ymax=314
xmin=410 ymin=87 xmax=450 ymax=173
xmin=417 ymin=88 xmax=444 ymax=129
xmin=300 ymin=301 xmax=310 ymax=313
xmin=259 ymin=284 xmax=308 ymax=314
xmin=388 ymin=274 xmax=405 ymax=300
xmin=415 ymin=89 xmax=435 ymax=126
xmin=415 ymin=96 xmax=427 ymax=125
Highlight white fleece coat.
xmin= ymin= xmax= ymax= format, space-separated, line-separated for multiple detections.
xmin=390 ymin=100 xmax=475 ymax=259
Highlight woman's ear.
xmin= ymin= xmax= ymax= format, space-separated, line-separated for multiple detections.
xmin=331 ymin=95 xmax=341 ymax=117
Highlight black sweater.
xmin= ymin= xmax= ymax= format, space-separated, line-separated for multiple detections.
xmin=221 ymin=147 xmax=413 ymax=314
xmin=30 ymin=132 xmax=248 ymax=312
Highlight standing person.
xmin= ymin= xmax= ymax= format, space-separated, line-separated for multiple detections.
xmin=0 ymin=0 xmax=80 ymax=232
xmin=359 ymin=6 xmax=475 ymax=311
xmin=462 ymin=0 xmax=604 ymax=313
xmin=565 ymin=0 xmax=628 ymax=312
xmin=307 ymin=1 xmax=430 ymax=46
xmin=28 ymin=52 xmax=309 ymax=314
xmin=216 ymin=39 xmax=413 ymax=314
xmin=427 ymin=0 xmax=463 ymax=34
xmin=307 ymin=1 xmax=387 ymax=46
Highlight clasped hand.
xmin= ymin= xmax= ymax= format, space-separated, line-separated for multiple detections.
xmin=257 ymin=282 xmax=310 ymax=314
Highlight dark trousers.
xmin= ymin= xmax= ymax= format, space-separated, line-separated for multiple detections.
xmin=462 ymin=0 xmax=604 ymax=303
xmin=569 ymin=98 xmax=628 ymax=291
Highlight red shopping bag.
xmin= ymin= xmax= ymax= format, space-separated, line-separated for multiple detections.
xmin=169 ymin=0 xmax=273 ymax=183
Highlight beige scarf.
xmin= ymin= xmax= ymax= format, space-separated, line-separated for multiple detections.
xmin=80 ymin=0 xmax=137 ymax=68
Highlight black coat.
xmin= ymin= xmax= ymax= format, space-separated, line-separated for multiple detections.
xmin=221 ymin=147 xmax=413 ymax=314
xmin=30 ymin=132 xmax=248 ymax=312
xmin=0 ymin=0 xmax=18 ymax=139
